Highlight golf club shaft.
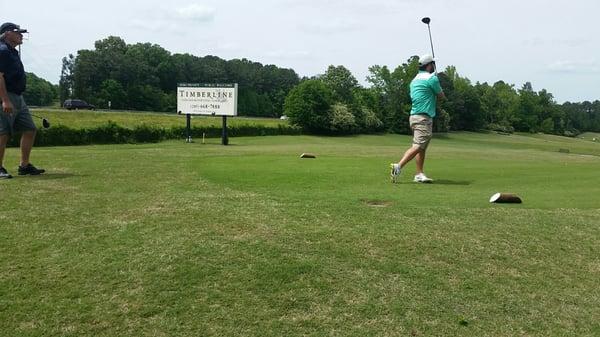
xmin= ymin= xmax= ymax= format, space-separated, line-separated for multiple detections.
xmin=426 ymin=23 xmax=438 ymax=74
xmin=426 ymin=24 xmax=435 ymax=59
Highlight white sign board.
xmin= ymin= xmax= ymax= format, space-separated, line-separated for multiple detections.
xmin=177 ymin=83 xmax=238 ymax=116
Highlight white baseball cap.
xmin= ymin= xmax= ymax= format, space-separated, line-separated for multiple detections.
xmin=418 ymin=54 xmax=435 ymax=66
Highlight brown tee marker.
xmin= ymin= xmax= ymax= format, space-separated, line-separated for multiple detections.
xmin=489 ymin=193 xmax=522 ymax=204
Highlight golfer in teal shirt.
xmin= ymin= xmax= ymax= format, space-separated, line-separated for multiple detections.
xmin=390 ymin=54 xmax=445 ymax=183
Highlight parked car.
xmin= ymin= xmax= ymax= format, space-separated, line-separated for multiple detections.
xmin=63 ymin=99 xmax=95 ymax=110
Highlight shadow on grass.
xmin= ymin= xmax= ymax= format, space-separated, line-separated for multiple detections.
xmin=432 ymin=179 xmax=473 ymax=186
xmin=392 ymin=179 xmax=472 ymax=186
xmin=20 ymin=173 xmax=80 ymax=180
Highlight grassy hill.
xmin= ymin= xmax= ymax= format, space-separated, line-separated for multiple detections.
xmin=25 ymin=109 xmax=298 ymax=146
xmin=579 ymin=132 xmax=600 ymax=142
xmin=31 ymin=108 xmax=289 ymax=129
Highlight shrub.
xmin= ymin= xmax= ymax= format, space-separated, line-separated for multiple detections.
xmin=329 ymin=103 xmax=357 ymax=134
xmin=284 ymin=80 xmax=334 ymax=134
xmin=540 ymin=117 xmax=554 ymax=134
xmin=362 ymin=107 xmax=384 ymax=132
xmin=563 ymin=129 xmax=579 ymax=137
xmin=5 ymin=121 xmax=301 ymax=147
xmin=487 ymin=122 xmax=515 ymax=134
xmin=434 ymin=109 xmax=451 ymax=133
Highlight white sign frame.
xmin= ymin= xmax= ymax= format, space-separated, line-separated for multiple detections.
xmin=177 ymin=83 xmax=238 ymax=116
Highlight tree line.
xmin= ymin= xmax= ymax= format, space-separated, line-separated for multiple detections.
xmin=23 ymin=72 xmax=57 ymax=107
xmin=285 ymin=58 xmax=600 ymax=136
xmin=59 ymin=36 xmax=299 ymax=117
xmin=20 ymin=36 xmax=600 ymax=136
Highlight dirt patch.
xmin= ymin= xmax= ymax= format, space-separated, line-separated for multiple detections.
xmin=362 ymin=199 xmax=392 ymax=208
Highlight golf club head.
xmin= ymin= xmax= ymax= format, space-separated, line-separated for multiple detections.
xmin=421 ymin=17 xmax=431 ymax=24
xmin=42 ymin=119 xmax=50 ymax=129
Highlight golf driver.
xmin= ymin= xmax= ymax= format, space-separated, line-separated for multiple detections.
xmin=421 ymin=17 xmax=437 ymax=73
xmin=31 ymin=114 xmax=50 ymax=128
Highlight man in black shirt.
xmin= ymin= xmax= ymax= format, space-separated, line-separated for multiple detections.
xmin=0 ymin=22 xmax=45 ymax=179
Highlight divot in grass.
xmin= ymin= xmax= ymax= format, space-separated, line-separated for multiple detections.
xmin=362 ymin=199 xmax=392 ymax=208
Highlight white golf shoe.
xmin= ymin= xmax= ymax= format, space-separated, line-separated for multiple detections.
xmin=389 ymin=163 xmax=401 ymax=183
xmin=414 ymin=173 xmax=433 ymax=183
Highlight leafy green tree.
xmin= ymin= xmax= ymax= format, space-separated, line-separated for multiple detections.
xmin=238 ymin=89 xmax=260 ymax=116
xmin=474 ymin=80 xmax=519 ymax=133
xmin=591 ymin=101 xmax=600 ymax=132
xmin=59 ymin=54 xmax=75 ymax=103
xmin=320 ymin=65 xmax=359 ymax=104
xmin=65 ymin=37 xmax=299 ymax=114
xmin=561 ymin=100 xmax=600 ymax=134
xmin=515 ymin=82 xmax=541 ymax=132
xmin=262 ymin=66 xmax=300 ymax=116
xmin=366 ymin=57 xmax=419 ymax=134
xmin=284 ymin=80 xmax=334 ymax=133
xmin=440 ymin=66 xmax=484 ymax=131
xmin=98 ymin=79 xmax=127 ymax=109
xmin=127 ymin=85 xmax=164 ymax=111
xmin=329 ymin=103 xmax=357 ymax=133
xmin=492 ymin=81 xmax=520 ymax=128
xmin=72 ymin=49 xmax=98 ymax=101
xmin=434 ymin=108 xmax=451 ymax=133
xmin=351 ymin=87 xmax=383 ymax=132
xmin=24 ymin=72 xmax=57 ymax=106
xmin=474 ymin=82 xmax=494 ymax=124
xmin=562 ymin=102 xmax=587 ymax=133
xmin=537 ymin=89 xmax=565 ymax=134
xmin=540 ymin=117 xmax=554 ymax=134
xmin=257 ymin=93 xmax=275 ymax=117
xmin=122 ymin=43 xmax=169 ymax=88
xmin=63 ymin=35 xmax=594 ymax=136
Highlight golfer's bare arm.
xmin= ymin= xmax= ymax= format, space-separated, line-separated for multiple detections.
xmin=0 ymin=72 xmax=13 ymax=113
xmin=437 ymin=91 xmax=446 ymax=101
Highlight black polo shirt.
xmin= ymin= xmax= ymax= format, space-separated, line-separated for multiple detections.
xmin=0 ymin=41 xmax=26 ymax=95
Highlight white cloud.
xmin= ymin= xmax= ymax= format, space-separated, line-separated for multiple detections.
xmin=213 ymin=42 xmax=241 ymax=53
xmin=524 ymin=37 xmax=588 ymax=48
xmin=265 ymin=50 xmax=311 ymax=59
xmin=130 ymin=19 xmax=163 ymax=32
xmin=546 ymin=59 xmax=600 ymax=73
xmin=127 ymin=4 xmax=215 ymax=33
xmin=300 ymin=18 xmax=362 ymax=34
xmin=9 ymin=0 xmax=600 ymax=102
xmin=174 ymin=4 xmax=215 ymax=23
xmin=22 ymin=42 xmax=64 ymax=84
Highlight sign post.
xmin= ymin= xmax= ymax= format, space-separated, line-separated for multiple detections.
xmin=186 ymin=114 xmax=192 ymax=143
xmin=222 ymin=116 xmax=228 ymax=145
xmin=177 ymin=83 xmax=238 ymax=145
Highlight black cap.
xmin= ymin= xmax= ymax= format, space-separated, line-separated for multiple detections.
xmin=0 ymin=22 xmax=27 ymax=34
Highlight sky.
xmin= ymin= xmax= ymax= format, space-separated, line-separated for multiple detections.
xmin=3 ymin=0 xmax=599 ymax=103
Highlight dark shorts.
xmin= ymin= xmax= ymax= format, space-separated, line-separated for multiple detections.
xmin=0 ymin=93 xmax=36 ymax=136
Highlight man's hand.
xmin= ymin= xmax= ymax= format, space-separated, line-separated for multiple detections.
xmin=0 ymin=73 xmax=12 ymax=114
xmin=2 ymin=99 xmax=13 ymax=114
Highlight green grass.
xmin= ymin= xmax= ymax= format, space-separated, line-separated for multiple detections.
xmin=31 ymin=108 xmax=289 ymax=129
xmin=579 ymin=132 xmax=600 ymax=142
xmin=1 ymin=132 xmax=599 ymax=336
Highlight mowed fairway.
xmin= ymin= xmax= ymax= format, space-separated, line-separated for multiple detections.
xmin=1 ymin=133 xmax=599 ymax=336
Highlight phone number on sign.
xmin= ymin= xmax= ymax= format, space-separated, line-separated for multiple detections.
xmin=191 ymin=104 xmax=221 ymax=109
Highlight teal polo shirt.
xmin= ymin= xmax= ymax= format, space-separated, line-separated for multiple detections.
xmin=410 ymin=71 xmax=442 ymax=118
